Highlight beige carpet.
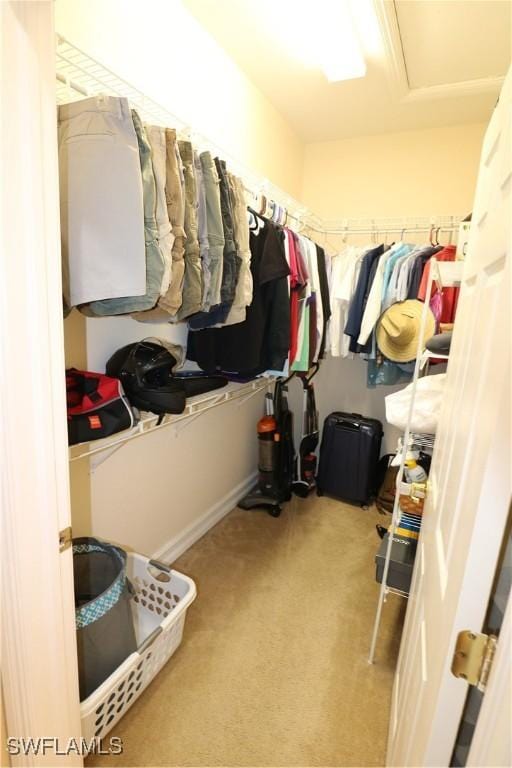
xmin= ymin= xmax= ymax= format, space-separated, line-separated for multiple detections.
xmin=88 ymin=495 xmax=405 ymax=767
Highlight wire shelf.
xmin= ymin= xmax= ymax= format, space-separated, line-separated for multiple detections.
xmin=55 ymin=34 xmax=315 ymax=228
xmin=69 ymin=379 xmax=270 ymax=462
xmin=55 ymin=35 xmax=462 ymax=238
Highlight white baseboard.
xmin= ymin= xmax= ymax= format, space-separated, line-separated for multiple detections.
xmin=151 ymin=471 xmax=257 ymax=565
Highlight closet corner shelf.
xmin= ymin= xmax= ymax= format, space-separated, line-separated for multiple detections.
xmin=69 ymin=379 xmax=269 ymax=462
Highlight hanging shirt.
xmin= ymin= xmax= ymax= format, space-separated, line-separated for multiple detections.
xmin=381 ymin=243 xmax=410 ymax=305
xmin=329 ymin=246 xmax=364 ymax=358
xmin=383 ymin=246 xmax=413 ymax=309
xmin=291 ymin=234 xmax=312 ymax=371
xmin=304 ymin=236 xmax=324 ymax=363
xmin=357 ymin=247 xmax=394 ymax=346
xmin=396 ymin=248 xmax=422 ymax=302
xmin=286 ymin=229 xmax=303 ymax=365
xmin=316 ymin=245 xmax=331 ymax=359
xmin=345 ymin=244 xmax=385 ymax=354
xmin=406 ymin=245 xmax=443 ymax=299
xmin=418 ymin=245 xmax=459 ymax=324
xmin=187 ymin=219 xmax=289 ymax=375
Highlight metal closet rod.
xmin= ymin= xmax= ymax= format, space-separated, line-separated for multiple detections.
xmin=56 ymin=71 xmax=313 ymax=230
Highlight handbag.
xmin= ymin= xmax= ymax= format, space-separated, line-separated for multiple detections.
xmin=66 ymin=368 xmax=137 ymax=446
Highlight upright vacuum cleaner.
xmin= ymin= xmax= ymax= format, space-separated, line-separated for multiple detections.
xmin=238 ymin=376 xmax=295 ymax=517
xmin=292 ymin=363 xmax=320 ymax=497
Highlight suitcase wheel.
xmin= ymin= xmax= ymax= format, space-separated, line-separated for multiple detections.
xmin=267 ymin=505 xmax=282 ymax=518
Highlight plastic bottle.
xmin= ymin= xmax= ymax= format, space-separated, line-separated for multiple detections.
xmin=404 ymin=459 xmax=427 ymax=484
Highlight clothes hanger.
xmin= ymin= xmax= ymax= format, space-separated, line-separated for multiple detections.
xmin=248 ymin=206 xmax=265 ymax=234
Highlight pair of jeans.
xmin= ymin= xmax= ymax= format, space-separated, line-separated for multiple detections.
xmin=194 ymin=150 xmax=211 ymax=310
xmin=223 ymin=173 xmax=252 ymax=326
xmin=88 ymin=110 xmax=165 ymax=315
xmin=177 ymin=140 xmax=202 ymax=320
xmin=58 ymin=95 xmax=146 ymax=308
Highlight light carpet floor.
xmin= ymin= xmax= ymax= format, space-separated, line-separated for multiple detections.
xmin=88 ymin=495 xmax=405 ymax=767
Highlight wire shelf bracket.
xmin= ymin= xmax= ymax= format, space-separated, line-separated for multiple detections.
xmin=72 ymin=379 xmax=269 ymax=466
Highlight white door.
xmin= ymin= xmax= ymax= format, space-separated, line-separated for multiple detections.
xmin=387 ymin=69 xmax=512 ymax=767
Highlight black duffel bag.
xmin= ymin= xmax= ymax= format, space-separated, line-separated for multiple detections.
xmin=73 ymin=538 xmax=137 ymax=701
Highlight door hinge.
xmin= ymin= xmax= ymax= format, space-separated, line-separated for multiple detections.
xmin=451 ymin=630 xmax=498 ymax=691
xmin=59 ymin=526 xmax=73 ymax=552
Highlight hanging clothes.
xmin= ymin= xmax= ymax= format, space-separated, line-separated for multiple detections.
xmin=286 ymin=230 xmax=302 ymax=364
xmin=130 ymin=126 xmax=187 ymax=322
xmin=177 ymin=139 xmax=203 ymax=320
xmin=291 ymin=234 xmax=311 ymax=372
xmin=58 ymin=95 xmax=146 ymax=309
xmin=357 ymin=246 xmax=395 ymax=346
xmin=406 ymin=245 xmax=443 ymax=299
xmin=146 ymin=124 xmax=174 ymax=298
xmin=329 ymin=246 xmax=364 ymax=358
xmin=187 ymin=217 xmax=290 ymax=377
xmin=223 ymin=174 xmax=253 ymax=326
xmin=316 ymin=245 xmax=331 ymax=359
xmin=88 ymin=110 xmax=165 ymax=316
xmin=344 ymin=244 xmax=385 ymax=354
xmin=418 ymin=244 xmax=459 ymax=325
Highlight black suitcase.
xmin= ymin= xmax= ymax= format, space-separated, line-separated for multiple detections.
xmin=317 ymin=412 xmax=383 ymax=505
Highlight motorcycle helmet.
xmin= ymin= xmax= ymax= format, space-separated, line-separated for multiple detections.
xmin=106 ymin=341 xmax=186 ymax=415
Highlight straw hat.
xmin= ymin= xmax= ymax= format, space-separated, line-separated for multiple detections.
xmin=376 ymin=300 xmax=435 ymax=362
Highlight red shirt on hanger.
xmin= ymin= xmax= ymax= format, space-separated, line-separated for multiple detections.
xmin=418 ymin=244 xmax=459 ymax=324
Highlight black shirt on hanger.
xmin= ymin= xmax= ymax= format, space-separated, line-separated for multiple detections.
xmin=315 ymin=244 xmax=331 ymax=359
xmin=187 ymin=218 xmax=290 ymax=376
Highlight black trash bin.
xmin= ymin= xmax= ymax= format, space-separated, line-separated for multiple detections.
xmin=73 ymin=538 xmax=137 ymax=701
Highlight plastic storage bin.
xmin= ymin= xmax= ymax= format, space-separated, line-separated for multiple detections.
xmin=80 ymin=553 xmax=196 ymax=741
xmin=375 ymin=532 xmax=417 ymax=594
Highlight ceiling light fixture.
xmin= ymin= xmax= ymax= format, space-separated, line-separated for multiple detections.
xmin=315 ymin=0 xmax=367 ymax=82
xmin=261 ymin=0 xmax=367 ymax=83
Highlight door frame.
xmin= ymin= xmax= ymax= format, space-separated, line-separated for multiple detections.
xmin=467 ymin=592 xmax=511 ymax=767
xmin=1 ymin=2 xmax=82 ymax=766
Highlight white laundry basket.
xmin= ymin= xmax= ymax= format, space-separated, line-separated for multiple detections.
xmin=80 ymin=553 xmax=196 ymax=741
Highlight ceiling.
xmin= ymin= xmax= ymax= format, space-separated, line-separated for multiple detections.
xmin=183 ymin=0 xmax=510 ymax=143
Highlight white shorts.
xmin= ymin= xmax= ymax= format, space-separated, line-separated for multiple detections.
xmin=58 ymin=95 xmax=146 ymax=307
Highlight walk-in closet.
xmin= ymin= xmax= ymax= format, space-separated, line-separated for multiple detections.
xmin=2 ymin=2 xmax=511 ymax=767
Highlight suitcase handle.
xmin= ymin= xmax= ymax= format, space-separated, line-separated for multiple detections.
xmin=336 ymin=421 xmax=360 ymax=432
